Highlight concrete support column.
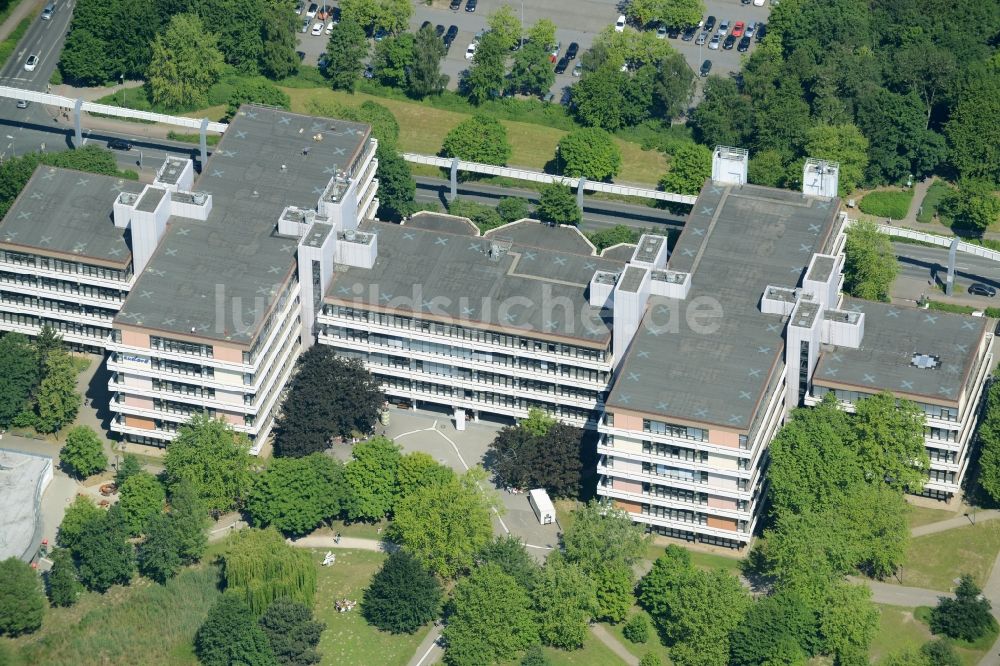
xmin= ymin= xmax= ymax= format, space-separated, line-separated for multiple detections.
xmin=454 ymin=406 xmax=466 ymax=431
xmin=73 ymin=99 xmax=84 ymax=148
xmin=199 ymin=118 xmax=210 ymax=170
xmin=577 ymin=177 xmax=587 ymax=210
xmin=448 ymin=157 xmax=459 ymax=202
xmin=946 ymin=237 xmax=959 ymax=296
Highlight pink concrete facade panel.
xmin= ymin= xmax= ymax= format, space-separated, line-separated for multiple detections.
xmin=122 ymin=330 xmax=150 ymax=348
xmin=709 ymin=429 xmax=741 ymax=448
xmin=614 ymin=412 xmax=644 ymax=431
xmin=614 ymin=499 xmax=642 ymax=514
xmin=220 ymin=411 xmax=244 ymax=426
xmin=214 ymin=344 xmax=244 ymax=363
xmin=707 ymin=495 xmax=737 ymax=510
xmin=707 ymin=515 xmax=738 ymax=531
xmin=615 ymin=478 xmax=643 ymax=494
xmin=123 ymin=395 xmax=154 ymax=410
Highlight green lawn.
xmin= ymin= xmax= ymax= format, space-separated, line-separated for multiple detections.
xmin=858 ymin=189 xmax=915 ymax=220
xmin=603 ymin=609 xmax=671 ymax=664
xmin=643 ymin=541 xmax=743 ymax=575
xmin=310 ymin=549 xmax=431 ymax=666
xmin=541 ymin=630 xmax=633 ymax=665
xmin=3 ymin=565 xmax=222 ymax=666
xmin=312 ymin=518 xmax=390 ymax=541
xmin=906 ymin=503 xmax=960 ymax=529
xmin=869 ymin=604 xmax=994 ymax=665
xmin=902 ymin=521 xmax=1000 ymax=591
xmin=281 ymin=87 xmax=667 ymax=187
xmin=917 ymin=180 xmax=954 ymax=224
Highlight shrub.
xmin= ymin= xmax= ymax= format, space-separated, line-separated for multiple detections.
xmin=623 ymin=613 xmax=650 ymax=644
xmin=917 ymin=181 xmax=953 ymax=224
xmin=858 ymin=190 xmax=914 ymax=220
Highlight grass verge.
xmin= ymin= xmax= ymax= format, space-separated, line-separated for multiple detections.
xmin=859 ymin=189 xmax=915 ymax=220
xmin=602 ymin=609 xmax=672 ymax=663
xmin=5 ymin=564 xmax=222 ymax=666
xmin=917 ymin=180 xmax=953 ymax=224
xmin=0 ymin=16 xmax=31 ymax=70
xmin=902 ymin=520 xmax=1000 ymax=591
xmin=280 ymin=87 xmax=666 ymax=186
xmin=311 ymin=548 xmax=430 ymax=666
xmin=541 ymin=629 xmax=634 ymax=665
xmin=906 ymin=503 xmax=960 ymax=530
xmin=870 ymin=604 xmax=996 ymax=665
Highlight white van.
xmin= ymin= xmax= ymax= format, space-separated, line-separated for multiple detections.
xmin=528 ymin=488 xmax=555 ymax=525
xmin=615 ymin=15 xmax=627 ymax=32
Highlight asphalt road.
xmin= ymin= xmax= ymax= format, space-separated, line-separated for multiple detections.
xmin=414 ymin=175 xmax=686 ymax=233
xmin=893 ymin=242 xmax=1000 ymax=302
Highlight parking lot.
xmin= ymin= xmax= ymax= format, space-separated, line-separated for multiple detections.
xmin=294 ymin=0 xmax=773 ymax=102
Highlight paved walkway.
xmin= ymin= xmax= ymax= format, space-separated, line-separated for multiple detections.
xmin=288 ymin=534 xmax=397 ymax=552
xmin=912 ymin=510 xmax=1000 ymax=538
xmin=979 ymin=546 xmax=1000 ymax=665
xmin=590 ymin=624 xmax=639 ymax=666
xmin=406 ymin=626 xmax=443 ymax=666
xmin=848 ymin=576 xmax=950 ymax=608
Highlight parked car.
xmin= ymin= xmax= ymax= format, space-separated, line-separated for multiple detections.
xmin=700 ymin=60 xmax=712 ymax=77
xmin=756 ymin=23 xmax=767 ymax=41
xmin=695 ymin=31 xmax=708 ymax=45
xmin=572 ymin=62 xmax=582 ymax=77
xmin=718 ymin=20 xmax=730 ymax=34
xmin=704 ymin=15 xmax=716 ymax=32
xmin=737 ymin=35 xmax=751 ymax=52
xmin=420 ymin=20 xmax=432 ymax=31
xmin=465 ymin=0 xmax=477 ymax=12
xmin=723 ymin=34 xmax=736 ymax=49
xmin=549 ymin=42 xmax=561 ymax=62
xmin=554 ymin=57 xmax=569 ymax=74
xmin=741 ymin=0 xmax=752 ymax=4
xmin=449 ymin=0 xmax=461 ymax=9
xmin=310 ymin=22 xmax=323 ymax=36
xmin=107 ymin=138 xmax=132 ymax=151
xmin=306 ymin=3 xmax=317 ymax=18
xmin=363 ymin=65 xmax=374 ymax=79
xmin=970 ymin=283 xmax=997 ymax=297
xmin=668 ymin=25 xmax=681 ymax=38
xmin=294 ymin=2 xmax=304 ymax=15
xmin=444 ymin=25 xmax=458 ymax=47
xmin=435 ymin=24 xmax=446 ymax=37
xmin=754 ymin=0 xmax=766 ymax=5
xmin=708 ymin=34 xmax=720 ymax=49
xmin=566 ymin=42 xmax=579 ymax=59
xmin=326 ymin=21 xmax=335 ymax=34
xmin=656 ymin=25 xmax=667 ymax=39
xmin=23 ymin=54 xmax=37 ymax=71
xmin=15 ymin=99 xmax=28 ymax=109
xmin=682 ymin=26 xmax=697 ymax=41
xmin=373 ymin=28 xmax=388 ymax=41
xmin=300 ymin=17 xmax=310 ymax=32
xmin=732 ymin=21 xmax=745 ymax=37
xmin=746 ymin=22 xmax=756 ymax=37
xmin=465 ymin=42 xmax=477 ymax=59
xmin=615 ymin=14 xmax=626 ymax=32
xmin=41 ymin=3 xmax=55 ymax=20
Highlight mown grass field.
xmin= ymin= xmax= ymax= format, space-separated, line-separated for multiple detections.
xmin=901 ymin=520 xmax=1000 ymax=591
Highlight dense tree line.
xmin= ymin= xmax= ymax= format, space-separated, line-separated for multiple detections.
xmin=690 ymin=0 xmax=1000 ymax=192
xmin=486 ymin=408 xmax=586 ymax=498
xmin=59 ymin=0 xmax=299 ymax=87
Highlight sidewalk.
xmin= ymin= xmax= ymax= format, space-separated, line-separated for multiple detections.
xmin=911 ymin=510 xmax=1000 ymax=538
xmin=0 ymin=0 xmax=43 ymax=42
xmin=288 ymin=534 xmax=398 ymax=553
xmin=979 ymin=547 xmax=1000 ymax=665
xmin=406 ymin=626 xmax=443 ymax=666
xmin=590 ymin=624 xmax=639 ymax=666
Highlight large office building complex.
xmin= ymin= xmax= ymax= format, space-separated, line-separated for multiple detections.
xmin=0 ymin=107 xmax=991 ymax=546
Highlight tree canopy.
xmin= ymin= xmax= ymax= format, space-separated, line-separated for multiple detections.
xmin=408 ymin=24 xmax=448 ymax=97
xmin=196 ymin=593 xmax=277 ymax=666
xmin=0 ymin=333 xmax=39 ymax=428
xmin=537 ymin=184 xmax=581 ymax=225
xmin=0 ymin=557 xmax=44 ymax=636
xmin=442 ymin=114 xmax=512 ymax=166
xmin=60 ymin=425 xmax=107 ymax=480
xmin=361 ymin=550 xmax=443 ymax=634
xmin=558 ymin=128 xmax=622 ymax=182
xmin=34 ymin=348 xmax=81 ymax=434
xmin=940 ymin=179 xmax=1000 ymax=237
xmin=259 ymin=599 xmax=325 ymax=666
xmin=344 ymin=437 xmax=402 ymax=521
xmin=147 ymin=13 xmax=225 ymax=110
xmin=74 ymin=510 xmax=135 ymax=592
xmin=274 ymin=346 xmax=385 ymax=457
xmin=843 ymin=219 xmax=898 ymax=301
xmin=117 ymin=471 xmax=166 ymax=536
xmin=223 ymin=528 xmax=317 ymax=615
xmin=324 ymin=18 xmax=368 ymax=90
xmin=247 ymin=453 xmax=352 ymax=536
xmin=930 ymin=575 xmax=996 ymax=642
xmin=659 ymin=144 xmax=712 ymax=196
xmin=487 ymin=410 xmax=585 ymax=498
xmin=164 ymin=413 xmax=254 ymax=514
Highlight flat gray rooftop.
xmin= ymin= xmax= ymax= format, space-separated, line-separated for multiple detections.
xmin=0 ymin=168 xmax=141 ymax=267
xmin=326 ymin=220 xmax=623 ymax=346
xmin=485 ymin=220 xmax=595 ymax=256
xmin=619 ymin=265 xmax=646 ymax=293
xmin=607 ymin=183 xmax=840 ymax=430
xmin=135 ymin=186 xmax=166 ymax=213
xmin=808 ymin=255 xmax=834 ymax=282
xmin=633 ymin=235 xmax=664 ymax=264
xmin=814 ymin=298 xmax=987 ymax=405
xmin=403 ymin=212 xmax=479 ymax=236
xmin=0 ymin=449 xmax=51 ymax=561
xmin=601 ymin=243 xmax=637 ymax=262
xmin=117 ymin=105 xmax=371 ymax=345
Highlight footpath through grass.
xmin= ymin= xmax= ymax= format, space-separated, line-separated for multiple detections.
xmin=281 ymin=87 xmax=667 ymax=187
xmin=603 ymin=608 xmax=672 ymax=664
xmin=901 ymin=520 xmax=1000 ymax=591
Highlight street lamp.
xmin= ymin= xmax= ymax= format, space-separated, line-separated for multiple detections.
xmin=6 ymin=135 xmax=14 ymax=159
xmin=120 ymin=74 xmax=124 ymax=107
xmin=520 ymin=0 xmax=524 ymax=50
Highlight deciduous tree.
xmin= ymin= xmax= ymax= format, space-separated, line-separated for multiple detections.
xmin=114 ymin=452 xmax=143 ymax=488
xmin=496 ymin=197 xmax=531 ymax=223
xmin=0 ymin=557 xmax=44 ymax=636
xmin=408 ymin=24 xmax=448 ymax=97
xmin=247 ymin=453 xmax=352 ymax=536
xmin=558 ymin=128 xmax=622 ymax=182
xmin=659 ymin=144 xmax=711 ymax=196
xmin=164 ymin=413 xmax=254 ymax=514
xmin=588 ymin=225 xmax=638 ymax=252
xmin=340 ymin=0 xmax=411 ymax=34
xmin=373 ymin=33 xmax=414 ymax=88
xmin=443 ymin=564 xmax=539 ymax=665
xmin=627 ymin=0 xmax=704 ymax=27
xmin=395 ymin=451 xmax=455 ymax=502
xmin=390 ymin=469 xmax=498 ymax=578
xmin=324 ymin=18 xmax=368 ymax=90
xmin=537 ymin=184 xmax=581 ymax=225
xmin=442 ymin=114 xmax=512 ymax=166
xmin=818 ymin=581 xmax=879 ymax=664
xmin=196 ymin=593 xmax=277 ymax=666
xmin=147 ymin=13 xmax=225 ymax=110
xmin=0 ymin=333 xmax=38 ymax=427
xmin=168 ymin=479 xmax=209 ymax=564
xmin=35 ymin=348 xmax=81 ymax=433
xmin=375 ymin=143 xmax=415 ymax=222
xmin=75 ymin=511 xmax=135 ymax=592
xmin=475 ymin=536 xmax=540 ymax=590
xmin=46 ymin=547 xmax=82 ymax=607
xmin=57 ymin=495 xmax=105 ymax=553
xmin=344 ymin=437 xmax=401 ymax=521
xmin=138 ymin=513 xmax=182 ymax=583
xmin=940 ymin=179 xmax=1000 ymax=237
xmin=804 ymin=123 xmax=870 ymax=196
xmin=60 ymin=425 xmax=107 ymax=479
xmin=508 ymin=40 xmax=554 ymax=97
xmin=117 ymin=471 xmax=166 ymax=536
xmin=362 ymin=550 xmax=443 ymax=634
xmin=259 ymin=599 xmax=325 ymax=666
xmin=223 ymin=528 xmax=317 ymax=615
xmin=852 ymin=391 xmax=929 ymax=492
xmin=487 ymin=415 xmax=585 ymax=498
xmin=462 ymin=31 xmax=508 ymax=105
xmin=274 ymin=347 xmax=384 ymax=457
xmin=533 ymin=556 xmax=597 ymax=649
xmin=930 ymin=575 xmax=996 ymax=642
xmin=945 ymin=62 xmax=1000 ymax=184
xmin=487 ymin=6 xmax=521 ymax=51
xmin=843 ymin=219 xmax=898 ymax=301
